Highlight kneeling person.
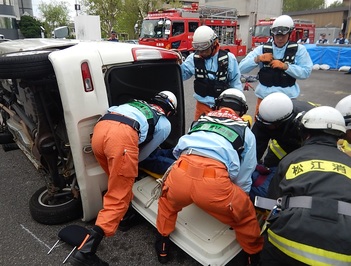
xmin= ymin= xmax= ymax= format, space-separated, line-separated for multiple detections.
xmin=155 ymin=89 xmax=263 ymax=265
xmin=70 ymin=91 xmax=177 ymax=266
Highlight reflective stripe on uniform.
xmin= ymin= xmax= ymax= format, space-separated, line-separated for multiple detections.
xmin=286 ymin=160 xmax=351 ymax=180
xmin=268 ymin=229 xmax=351 ymax=265
xmin=269 ymin=139 xmax=287 ymax=160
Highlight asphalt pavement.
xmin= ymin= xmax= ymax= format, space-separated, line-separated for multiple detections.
xmin=1 ymin=69 xmax=350 ymax=266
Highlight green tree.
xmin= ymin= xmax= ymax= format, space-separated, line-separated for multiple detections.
xmin=81 ymin=0 xmax=167 ymax=39
xmin=327 ymin=0 xmax=344 ymax=8
xmin=38 ymin=1 xmax=70 ymax=37
xmin=117 ymin=0 xmax=140 ymax=40
xmin=19 ymin=14 xmax=43 ymax=38
xmin=283 ymin=0 xmax=325 ymax=12
xmin=81 ymin=0 xmax=123 ymax=39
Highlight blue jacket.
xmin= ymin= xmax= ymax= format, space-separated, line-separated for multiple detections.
xmin=239 ymin=42 xmax=313 ymax=99
xmin=181 ymin=50 xmax=242 ymax=108
xmin=108 ymin=104 xmax=171 ymax=162
xmin=173 ymin=116 xmax=256 ymax=193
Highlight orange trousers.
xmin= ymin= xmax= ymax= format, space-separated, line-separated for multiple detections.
xmin=91 ymin=120 xmax=139 ymax=237
xmin=156 ymin=154 xmax=263 ymax=254
xmin=194 ymin=101 xmax=212 ymax=120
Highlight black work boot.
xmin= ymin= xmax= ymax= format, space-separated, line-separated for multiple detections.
xmin=155 ymin=232 xmax=170 ymax=264
xmin=118 ymin=204 xmax=142 ymax=232
xmin=69 ymin=226 xmax=109 ymax=266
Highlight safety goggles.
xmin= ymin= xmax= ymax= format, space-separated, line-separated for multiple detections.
xmin=192 ymin=41 xmax=212 ymax=51
xmin=271 ymin=26 xmax=291 ymax=36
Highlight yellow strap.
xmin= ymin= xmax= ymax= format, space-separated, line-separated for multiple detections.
xmin=269 ymin=139 xmax=287 ymax=160
xmin=140 ymin=168 xmax=163 ymax=179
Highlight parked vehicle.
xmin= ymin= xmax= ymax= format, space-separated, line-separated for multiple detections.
xmin=0 ymin=38 xmax=185 ymax=224
xmin=138 ymin=2 xmax=246 ymax=59
xmin=124 ymin=39 xmax=139 ymax=44
xmin=251 ymin=18 xmax=315 ymax=49
xmin=0 ymin=39 xmax=243 ymax=265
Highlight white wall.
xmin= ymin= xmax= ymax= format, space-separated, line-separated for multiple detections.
xmin=74 ymin=15 xmax=102 ymax=41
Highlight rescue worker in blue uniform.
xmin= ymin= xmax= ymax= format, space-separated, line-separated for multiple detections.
xmin=249 ymin=92 xmax=316 ymax=200
xmin=261 ymin=106 xmax=351 ymax=265
xmin=155 ymin=89 xmax=263 ymax=265
xmin=239 ymin=15 xmax=313 ymax=116
xmin=181 ymin=25 xmax=242 ymax=120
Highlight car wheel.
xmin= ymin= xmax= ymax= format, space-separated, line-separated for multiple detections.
xmin=29 ymin=186 xmax=83 ymax=225
xmin=0 ymin=50 xmax=54 ymax=79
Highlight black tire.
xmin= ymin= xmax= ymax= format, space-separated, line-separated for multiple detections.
xmin=0 ymin=51 xmax=54 ymax=79
xmin=29 ymin=186 xmax=83 ymax=225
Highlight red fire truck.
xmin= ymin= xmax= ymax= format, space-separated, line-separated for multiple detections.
xmin=251 ymin=18 xmax=315 ymax=49
xmin=138 ymin=3 xmax=246 ymax=58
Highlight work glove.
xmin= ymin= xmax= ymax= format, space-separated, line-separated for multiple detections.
xmin=255 ymin=53 xmax=273 ymax=64
xmin=270 ymin=60 xmax=288 ymax=70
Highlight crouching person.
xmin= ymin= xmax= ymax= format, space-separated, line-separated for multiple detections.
xmin=155 ymin=89 xmax=263 ymax=265
xmin=262 ymin=106 xmax=351 ymax=265
xmin=69 ymin=91 xmax=177 ymax=266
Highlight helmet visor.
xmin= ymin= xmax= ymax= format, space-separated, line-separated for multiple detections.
xmin=271 ymin=26 xmax=290 ymax=35
xmin=192 ymin=41 xmax=211 ymax=51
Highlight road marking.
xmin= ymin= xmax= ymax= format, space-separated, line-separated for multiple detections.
xmin=20 ymin=224 xmax=52 ymax=250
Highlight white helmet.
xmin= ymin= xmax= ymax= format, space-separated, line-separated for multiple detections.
xmin=153 ymin=90 xmax=177 ymax=116
xmin=192 ymin=25 xmax=218 ymax=51
xmin=301 ymin=106 xmax=346 ymax=135
xmin=215 ymin=88 xmax=248 ymax=116
xmin=271 ymin=15 xmax=295 ymax=35
xmin=257 ymin=92 xmax=293 ymax=124
xmin=335 ymin=95 xmax=351 ymax=129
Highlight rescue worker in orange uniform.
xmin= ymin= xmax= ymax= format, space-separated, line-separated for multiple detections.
xmin=261 ymin=106 xmax=351 ymax=265
xmin=249 ymin=92 xmax=316 ymax=200
xmin=181 ymin=25 xmax=243 ymax=120
xmin=335 ymin=95 xmax=351 ymax=156
xmin=70 ymin=91 xmax=177 ymax=266
xmin=155 ymin=89 xmax=263 ymax=265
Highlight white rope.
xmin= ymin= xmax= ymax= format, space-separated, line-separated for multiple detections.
xmin=145 ymin=162 xmax=175 ymax=208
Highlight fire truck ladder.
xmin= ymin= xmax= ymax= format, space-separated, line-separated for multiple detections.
xmin=198 ymin=6 xmax=238 ymax=45
xmin=198 ymin=6 xmax=238 ymax=20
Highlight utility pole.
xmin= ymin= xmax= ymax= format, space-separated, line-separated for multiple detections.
xmin=75 ymin=0 xmax=80 ymax=16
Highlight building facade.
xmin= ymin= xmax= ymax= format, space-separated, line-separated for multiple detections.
xmin=287 ymin=5 xmax=351 ymax=42
xmin=0 ymin=0 xmax=33 ymax=39
xmin=199 ymin=0 xmax=283 ymax=49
